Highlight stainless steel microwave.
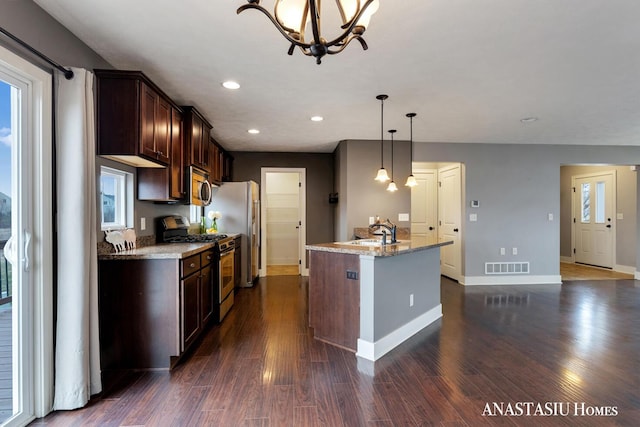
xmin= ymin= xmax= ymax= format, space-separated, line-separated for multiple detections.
xmin=189 ymin=166 xmax=213 ymax=206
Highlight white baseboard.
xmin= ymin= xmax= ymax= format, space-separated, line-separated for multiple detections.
xmin=356 ymin=304 xmax=442 ymax=362
xmin=614 ymin=264 xmax=635 ymax=275
xmin=560 ymin=256 xmax=573 ymax=264
xmin=461 ymin=275 xmax=562 ymax=286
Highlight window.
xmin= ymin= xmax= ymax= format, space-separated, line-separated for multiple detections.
xmin=100 ymin=166 xmax=132 ymax=230
xmin=581 ymin=182 xmax=590 ymax=223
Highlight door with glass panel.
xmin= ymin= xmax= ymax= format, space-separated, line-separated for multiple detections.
xmin=0 ymin=45 xmax=53 ymax=426
xmin=573 ymin=172 xmax=615 ymax=268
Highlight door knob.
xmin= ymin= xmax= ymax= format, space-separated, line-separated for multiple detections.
xmin=429 ymin=226 xmax=434 ymax=230
xmin=606 ymin=224 xmax=612 ymax=228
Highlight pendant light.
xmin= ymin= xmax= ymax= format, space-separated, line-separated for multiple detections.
xmin=374 ymin=94 xmax=390 ymax=182
xmin=386 ymin=129 xmax=398 ymax=192
xmin=405 ymin=112 xmax=418 ymax=187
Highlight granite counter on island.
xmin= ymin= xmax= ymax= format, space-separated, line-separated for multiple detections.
xmin=306 ymin=236 xmax=453 ymax=361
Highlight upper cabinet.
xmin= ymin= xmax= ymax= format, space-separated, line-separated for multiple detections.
xmin=210 ymin=137 xmax=233 ymax=184
xmin=138 ymin=106 xmax=185 ymax=202
xmin=95 ymin=70 xmax=174 ymax=167
xmin=183 ymin=107 xmax=212 ymax=173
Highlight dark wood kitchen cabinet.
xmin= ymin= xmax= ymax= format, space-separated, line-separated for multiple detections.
xmin=98 ymin=246 xmax=217 ymax=380
xmin=183 ymin=106 xmax=212 ymax=172
xmin=95 ymin=69 xmax=175 ymax=167
xmin=180 ymin=249 xmax=216 ymax=351
xmin=138 ymin=106 xmax=185 ymax=201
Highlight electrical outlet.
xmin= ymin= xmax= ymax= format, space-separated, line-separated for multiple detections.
xmin=409 ymin=294 xmax=414 ymax=307
xmin=500 ymin=247 xmax=506 ymax=255
xmin=369 ymin=216 xmax=375 ymax=225
xmin=140 ymin=217 xmax=146 ymax=231
xmin=346 ymin=270 xmax=358 ymax=280
xmin=398 ymin=213 xmax=410 ymax=222
xmin=512 ymin=247 xmax=518 ymax=255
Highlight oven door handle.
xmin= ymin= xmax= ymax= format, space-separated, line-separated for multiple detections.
xmin=219 ymin=249 xmax=235 ymax=258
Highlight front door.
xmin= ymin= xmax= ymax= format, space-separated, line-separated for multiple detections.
xmin=573 ymin=172 xmax=615 ymax=268
xmin=438 ymin=164 xmax=462 ymax=281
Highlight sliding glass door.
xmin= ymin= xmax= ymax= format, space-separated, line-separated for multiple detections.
xmin=0 ymin=45 xmax=53 ymax=426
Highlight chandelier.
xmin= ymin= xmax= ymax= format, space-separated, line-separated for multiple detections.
xmin=237 ymin=0 xmax=380 ymax=64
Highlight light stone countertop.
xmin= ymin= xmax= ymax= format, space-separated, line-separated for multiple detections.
xmin=306 ymin=235 xmax=453 ymax=257
xmin=98 ymin=242 xmax=215 ymax=261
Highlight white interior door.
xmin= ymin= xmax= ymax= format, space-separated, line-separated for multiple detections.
xmin=411 ymin=171 xmax=437 ymax=241
xmin=438 ymin=164 xmax=462 ymax=281
xmin=573 ymin=172 xmax=615 ymax=268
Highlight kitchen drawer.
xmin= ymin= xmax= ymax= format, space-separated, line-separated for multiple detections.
xmin=201 ymin=250 xmax=214 ymax=267
xmin=181 ymin=254 xmax=201 ymax=278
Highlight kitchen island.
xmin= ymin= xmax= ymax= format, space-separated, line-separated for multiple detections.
xmin=306 ymin=236 xmax=452 ymax=361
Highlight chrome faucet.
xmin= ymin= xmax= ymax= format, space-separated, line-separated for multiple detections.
xmin=369 ymin=218 xmax=397 ymax=244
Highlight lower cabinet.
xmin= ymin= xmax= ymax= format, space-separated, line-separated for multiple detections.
xmin=180 ymin=250 xmax=215 ymax=351
xmin=99 ymin=247 xmax=217 ymax=383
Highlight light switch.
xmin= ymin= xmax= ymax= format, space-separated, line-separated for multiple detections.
xmin=140 ymin=217 xmax=146 ymax=231
xmin=369 ymin=216 xmax=375 ymax=225
xmin=617 ymin=213 xmax=624 ymax=220
xmin=548 ymin=213 xmax=554 ymax=221
xmin=500 ymin=248 xmax=506 ymax=255
xmin=469 ymin=213 xmax=477 ymax=222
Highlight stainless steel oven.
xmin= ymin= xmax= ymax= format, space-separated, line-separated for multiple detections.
xmin=218 ymin=239 xmax=235 ymax=322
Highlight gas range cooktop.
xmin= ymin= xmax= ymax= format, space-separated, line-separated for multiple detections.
xmin=164 ymin=233 xmax=228 ymax=244
xmin=157 ymin=215 xmax=232 ymax=245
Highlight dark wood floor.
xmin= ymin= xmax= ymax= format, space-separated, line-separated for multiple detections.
xmin=32 ymin=275 xmax=640 ymax=426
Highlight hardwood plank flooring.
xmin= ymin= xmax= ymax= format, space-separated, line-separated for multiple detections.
xmin=31 ymin=275 xmax=640 ymax=426
xmin=560 ymin=262 xmax=633 ymax=281
xmin=266 ymin=265 xmax=299 ymax=276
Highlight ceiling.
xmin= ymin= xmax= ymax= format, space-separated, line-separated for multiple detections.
xmin=35 ymin=0 xmax=640 ymax=153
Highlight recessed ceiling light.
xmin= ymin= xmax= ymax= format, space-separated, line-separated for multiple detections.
xmin=248 ymin=129 xmax=260 ymax=134
xmin=520 ymin=117 xmax=539 ymax=123
xmin=222 ymin=81 xmax=240 ymax=90
xmin=310 ymin=116 xmax=323 ymax=122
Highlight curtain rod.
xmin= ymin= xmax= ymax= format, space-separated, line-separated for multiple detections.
xmin=0 ymin=26 xmax=74 ymax=80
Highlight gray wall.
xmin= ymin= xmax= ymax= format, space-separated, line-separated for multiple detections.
xmin=334 ymin=139 xmax=412 ymax=241
xmin=411 ymin=143 xmax=640 ymax=278
xmin=0 ymin=1 xmax=110 ymax=71
xmin=0 ymin=1 xmax=194 ymax=241
xmin=229 ymin=151 xmax=335 ymax=251
xmin=372 ymin=248 xmax=441 ymax=341
xmin=560 ymin=165 xmax=637 ymax=268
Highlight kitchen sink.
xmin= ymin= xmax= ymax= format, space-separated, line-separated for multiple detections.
xmin=339 ymin=238 xmax=406 ymax=247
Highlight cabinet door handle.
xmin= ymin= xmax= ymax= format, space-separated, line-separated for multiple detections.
xmin=207 ymin=255 xmax=211 ymax=260
xmin=190 ymin=263 xmax=196 ymax=268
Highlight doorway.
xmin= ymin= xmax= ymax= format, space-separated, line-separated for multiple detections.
xmin=260 ymin=168 xmax=306 ymax=276
xmin=572 ymin=171 xmax=616 ymax=269
xmin=411 ymin=163 xmax=463 ymax=282
xmin=0 ymin=45 xmax=54 ymax=425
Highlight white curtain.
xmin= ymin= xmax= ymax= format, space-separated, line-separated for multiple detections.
xmin=53 ymin=67 xmax=101 ymax=410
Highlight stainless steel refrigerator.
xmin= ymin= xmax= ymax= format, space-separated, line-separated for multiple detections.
xmin=206 ymin=181 xmax=259 ymax=287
